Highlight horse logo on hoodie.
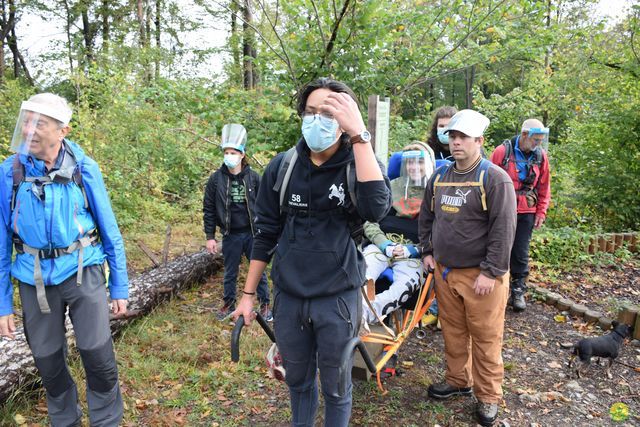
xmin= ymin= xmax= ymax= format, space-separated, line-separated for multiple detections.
xmin=328 ymin=183 xmax=346 ymax=206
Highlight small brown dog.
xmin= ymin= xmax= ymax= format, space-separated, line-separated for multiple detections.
xmin=570 ymin=321 xmax=633 ymax=378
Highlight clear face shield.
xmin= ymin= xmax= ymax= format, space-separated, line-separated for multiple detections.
xmin=400 ymin=150 xmax=429 ymax=187
xmin=220 ymin=123 xmax=247 ymax=153
xmin=524 ymin=127 xmax=549 ymax=152
xmin=10 ymin=101 xmax=68 ymax=157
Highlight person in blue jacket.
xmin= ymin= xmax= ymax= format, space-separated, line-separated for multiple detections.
xmin=0 ymin=93 xmax=129 ymax=427
xmin=233 ymin=78 xmax=391 ymax=427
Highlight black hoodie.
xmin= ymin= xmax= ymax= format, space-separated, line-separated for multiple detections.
xmin=203 ymin=164 xmax=261 ymax=239
xmin=252 ymin=139 xmax=391 ymax=298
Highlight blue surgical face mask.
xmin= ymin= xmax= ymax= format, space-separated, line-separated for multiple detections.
xmin=224 ymin=153 xmax=241 ymax=169
xmin=437 ymin=128 xmax=449 ymax=144
xmin=301 ymin=114 xmax=340 ymax=153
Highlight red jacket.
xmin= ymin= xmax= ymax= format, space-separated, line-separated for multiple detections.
xmin=490 ymin=141 xmax=551 ymax=219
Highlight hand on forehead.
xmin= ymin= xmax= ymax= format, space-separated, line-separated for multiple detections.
xmin=319 ymin=92 xmax=353 ymax=113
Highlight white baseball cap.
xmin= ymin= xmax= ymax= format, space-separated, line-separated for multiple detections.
xmin=22 ymin=93 xmax=73 ymax=126
xmin=444 ymin=109 xmax=490 ymax=138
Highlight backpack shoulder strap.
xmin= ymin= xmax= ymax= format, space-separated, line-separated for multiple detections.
xmin=533 ymin=147 xmax=543 ymax=166
xmin=273 ymin=147 xmax=298 ymax=209
xmin=476 ymin=159 xmax=492 ymax=211
xmin=430 ymin=162 xmax=453 ymax=211
xmin=344 ymin=159 xmax=365 ymax=244
xmin=11 ymin=156 xmax=24 ymax=211
xmin=345 ymin=160 xmax=358 ymax=210
xmin=72 ymin=161 xmax=89 ymax=209
xmin=500 ymin=139 xmax=513 ymax=169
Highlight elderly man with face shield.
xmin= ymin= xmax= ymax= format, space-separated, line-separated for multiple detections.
xmin=0 ymin=93 xmax=128 ymax=426
xmin=490 ymin=119 xmax=551 ymax=312
xmin=232 ymin=78 xmax=391 ymax=427
xmin=360 ymin=142 xmax=436 ymax=329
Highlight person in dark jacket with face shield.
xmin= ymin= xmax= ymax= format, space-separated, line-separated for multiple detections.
xmin=233 ymin=78 xmax=391 ymax=427
xmin=203 ymin=124 xmax=271 ymax=321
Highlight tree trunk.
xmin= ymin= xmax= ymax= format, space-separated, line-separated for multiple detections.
xmin=230 ymin=0 xmax=241 ymax=85
xmin=242 ymin=0 xmax=257 ymax=90
xmin=0 ymin=0 xmax=11 ymax=85
xmin=145 ymin=0 xmax=151 ymax=48
xmin=81 ymin=7 xmax=93 ymax=66
xmin=464 ymin=65 xmax=475 ymax=109
xmin=137 ymin=0 xmax=146 ymax=48
xmin=154 ymin=0 xmax=161 ymax=80
xmin=101 ymin=0 xmax=109 ymax=53
xmin=0 ymin=251 xmax=223 ymax=403
xmin=542 ymin=0 xmax=552 ymax=126
xmin=450 ymin=72 xmax=455 ymax=105
xmin=63 ymin=0 xmax=74 ymax=73
xmin=0 ymin=35 xmax=3 ymax=85
xmin=6 ymin=25 xmax=33 ymax=85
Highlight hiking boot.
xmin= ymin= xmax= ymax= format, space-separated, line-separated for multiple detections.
xmin=217 ymin=302 xmax=235 ymax=321
xmin=476 ymin=401 xmax=498 ymax=426
xmin=427 ymin=381 xmax=473 ymax=399
xmin=510 ymin=277 xmax=527 ymax=312
xmin=259 ymin=303 xmax=273 ymax=322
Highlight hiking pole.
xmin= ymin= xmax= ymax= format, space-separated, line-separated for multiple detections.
xmin=231 ymin=311 xmax=276 ymax=362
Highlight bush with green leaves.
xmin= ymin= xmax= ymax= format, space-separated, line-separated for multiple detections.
xmin=530 ymin=227 xmax=590 ymax=267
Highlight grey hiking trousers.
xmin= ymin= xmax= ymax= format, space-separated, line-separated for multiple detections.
xmin=19 ymin=264 xmax=123 ymax=427
xmin=273 ymin=287 xmax=361 ymax=427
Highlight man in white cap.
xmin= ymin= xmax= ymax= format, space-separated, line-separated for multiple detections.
xmin=418 ymin=109 xmax=516 ymax=426
xmin=0 ymin=93 xmax=128 ymax=426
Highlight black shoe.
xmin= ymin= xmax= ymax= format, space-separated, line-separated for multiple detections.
xmin=217 ymin=302 xmax=235 ymax=321
xmin=476 ymin=401 xmax=498 ymax=426
xmin=427 ymin=381 xmax=473 ymax=399
xmin=512 ymin=293 xmax=527 ymax=312
xmin=509 ymin=277 xmax=527 ymax=312
xmin=259 ymin=303 xmax=273 ymax=322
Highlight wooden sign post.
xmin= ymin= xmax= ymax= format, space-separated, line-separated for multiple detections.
xmin=367 ymin=95 xmax=391 ymax=168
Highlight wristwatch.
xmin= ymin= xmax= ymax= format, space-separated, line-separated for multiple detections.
xmin=350 ymin=130 xmax=372 ymax=145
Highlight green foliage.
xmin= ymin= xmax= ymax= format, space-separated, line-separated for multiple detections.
xmin=530 ymin=227 xmax=590 ymax=267
xmin=2 ymin=0 xmax=639 ymax=236
xmin=530 ymin=227 xmax=638 ymax=268
xmin=554 ymin=74 xmax=640 ymax=231
xmin=0 ymin=80 xmax=36 ymax=159
xmin=0 ymin=72 xmax=300 ymax=231
xmin=388 ymin=115 xmax=431 ymax=152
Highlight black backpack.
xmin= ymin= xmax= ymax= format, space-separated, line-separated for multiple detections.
xmin=272 ymin=147 xmax=363 ymax=243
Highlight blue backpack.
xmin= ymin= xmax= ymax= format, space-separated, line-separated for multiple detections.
xmin=430 ymin=159 xmax=492 ymax=212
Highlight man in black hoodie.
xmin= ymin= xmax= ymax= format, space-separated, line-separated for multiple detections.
xmin=233 ymin=78 xmax=391 ymax=427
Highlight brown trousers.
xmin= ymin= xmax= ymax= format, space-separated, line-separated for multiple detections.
xmin=435 ymin=262 xmax=509 ymax=403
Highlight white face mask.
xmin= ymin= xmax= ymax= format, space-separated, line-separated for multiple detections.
xmin=224 ymin=153 xmax=241 ymax=169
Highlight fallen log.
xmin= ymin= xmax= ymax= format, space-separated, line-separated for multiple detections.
xmin=0 ymin=250 xmax=222 ymax=404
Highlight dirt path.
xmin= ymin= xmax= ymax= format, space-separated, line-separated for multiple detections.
xmin=353 ymin=301 xmax=639 ymax=426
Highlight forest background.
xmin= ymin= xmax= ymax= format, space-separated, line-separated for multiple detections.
xmin=1 ymin=1 xmax=640 ymax=425
xmin=0 ymin=0 xmax=639 ymax=268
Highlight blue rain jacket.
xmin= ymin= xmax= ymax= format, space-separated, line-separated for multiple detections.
xmin=0 ymin=139 xmax=129 ymax=316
